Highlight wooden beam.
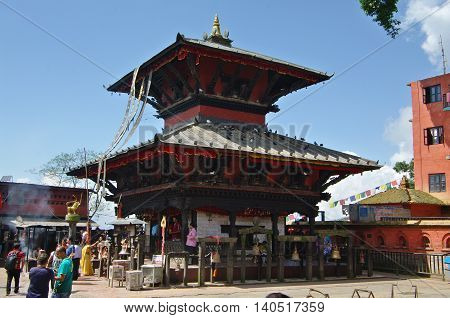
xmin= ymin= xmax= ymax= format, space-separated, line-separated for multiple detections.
xmin=159 ymin=67 xmax=183 ymax=100
xmin=269 ymin=79 xmax=309 ymax=104
xmin=243 ymin=68 xmax=262 ymax=100
xmin=261 ymin=72 xmax=280 ymax=103
xmin=151 ymin=80 xmax=174 ymax=105
xmin=186 ymin=54 xmax=201 ymax=92
xmin=167 ymin=63 xmax=194 ymax=94
xmin=224 ymin=64 xmax=242 ymax=97
xmin=207 ymin=61 xmax=223 ymax=94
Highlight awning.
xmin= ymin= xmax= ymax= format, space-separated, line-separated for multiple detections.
xmin=108 ymin=218 xmax=146 ymax=226
xmin=10 ymin=219 xmax=98 ymax=229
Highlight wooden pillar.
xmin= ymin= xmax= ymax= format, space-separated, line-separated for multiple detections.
xmin=240 ymin=234 xmax=246 ymax=283
xmin=318 ymin=237 xmax=325 ymax=280
xmin=183 ymin=253 xmax=188 ymax=286
xmin=266 ymin=235 xmax=272 ymax=282
xmin=229 ymin=211 xmax=237 ymax=238
xmin=271 ymin=212 xmax=279 ymax=257
xmin=181 ymin=209 xmax=188 ymax=246
xmin=367 ymin=249 xmax=373 ymax=277
xmin=306 ymin=241 xmax=313 ymax=281
xmin=165 ymin=254 xmax=171 ymax=287
xmin=198 ymin=242 xmax=206 ymax=286
xmin=278 ymin=240 xmax=285 ymax=282
xmin=226 ymin=242 xmax=234 ymax=284
xmin=347 ymin=237 xmax=354 ymax=279
xmin=308 ymin=215 xmax=316 ymax=235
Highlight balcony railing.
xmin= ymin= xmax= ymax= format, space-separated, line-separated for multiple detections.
xmin=380 ymin=216 xmax=450 ymax=222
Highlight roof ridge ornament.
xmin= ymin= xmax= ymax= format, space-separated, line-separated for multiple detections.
xmin=205 ymin=14 xmax=232 ymax=47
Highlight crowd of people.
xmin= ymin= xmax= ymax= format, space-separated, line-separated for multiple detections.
xmin=3 ymin=231 xmax=105 ymax=298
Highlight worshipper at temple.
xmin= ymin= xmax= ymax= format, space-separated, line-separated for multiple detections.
xmin=66 ymin=239 xmax=82 ymax=280
xmin=185 ymin=224 xmax=198 ymax=255
xmin=5 ymin=242 xmax=25 ymax=296
xmin=52 ymin=246 xmax=73 ymax=298
xmin=48 ymin=244 xmax=63 ymax=274
xmin=80 ymin=243 xmax=94 ymax=276
xmin=82 ymin=230 xmax=88 ymax=244
xmin=26 ymin=253 xmax=54 ymax=298
xmin=168 ymin=217 xmax=181 ymax=241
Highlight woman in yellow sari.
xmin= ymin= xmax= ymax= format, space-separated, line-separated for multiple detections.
xmin=80 ymin=244 xmax=94 ymax=276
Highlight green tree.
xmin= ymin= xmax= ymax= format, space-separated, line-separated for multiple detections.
xmin=359 ymin=0 xmax=401 ymax=38
xmin=393 ymin=159 xmax=415 ymax=188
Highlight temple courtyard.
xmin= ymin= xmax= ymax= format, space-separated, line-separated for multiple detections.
xmin=1 ymin=270 xmax=449 ymax=298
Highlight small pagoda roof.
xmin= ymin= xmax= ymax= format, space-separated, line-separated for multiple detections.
xmin=69 ymin=122 xmax=380 ymax=175
xmin=359 ymin=188 xmax=445 ymax=206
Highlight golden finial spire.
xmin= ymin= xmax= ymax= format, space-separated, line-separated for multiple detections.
xmin=211 ymin=14 xmax=222 ymax=37
xmin=205 ymin=14 xmax=232 ymax=47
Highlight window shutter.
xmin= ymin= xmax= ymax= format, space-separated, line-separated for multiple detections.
xmin=424 ymin=129 xmax=429 ymax=145
xmin=423 ymin=88 xmax=427 ymax=104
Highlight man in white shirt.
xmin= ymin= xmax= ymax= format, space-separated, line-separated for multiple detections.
xmin=66 ymin=239 xmax=82 ymax=280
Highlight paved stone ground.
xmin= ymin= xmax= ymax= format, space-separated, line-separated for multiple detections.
xmin=1 ymin=269 xmax=449 ymax=298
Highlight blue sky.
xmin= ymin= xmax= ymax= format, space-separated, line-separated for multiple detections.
xmin=0 ymin=1 xmax=448 ymax=219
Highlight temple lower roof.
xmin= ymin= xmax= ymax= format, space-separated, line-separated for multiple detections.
xmin=69 ymin=122 xmax=380 ymax=174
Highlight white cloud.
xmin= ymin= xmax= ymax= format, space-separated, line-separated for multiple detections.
xmin=384 ymin=106 xmax=413 ymax=165
xmin=320 ymin=105 xmax=412 ymax=220
xmin=319 ymin=166 xmax=404 ymax=220
xmin=404 ymin=0 xmax=450 ymax=69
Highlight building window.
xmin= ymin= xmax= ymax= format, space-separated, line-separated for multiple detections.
xmin=399 ymin=236 xmax=407 ymax=248
xmin=424 ymin=126 xmax=444 ymax=145
xmin=423 ymin=84 xmax=441 ymax=103
xmin=377 ymin=236 xmax=385 ymax=247
xmin=429 ymin=174 xmax=446 ymax=193
xmin=422 ymin=236 xmax=431 ymax=249
xmin=446 ymin=237 xmax=450 ymax=249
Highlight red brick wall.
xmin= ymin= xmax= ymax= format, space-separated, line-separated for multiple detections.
xmin=410 ymin=73 xmax=450 ymax=203
xmin=359 ymin=226 xmax=450 ymax=253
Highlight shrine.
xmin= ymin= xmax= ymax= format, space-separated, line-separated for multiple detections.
xmin=68 ymin=16 xmax=380 ymax=283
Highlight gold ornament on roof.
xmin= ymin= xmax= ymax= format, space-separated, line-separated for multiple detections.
xmin=211 ymin=14 xmax=222 ymax=37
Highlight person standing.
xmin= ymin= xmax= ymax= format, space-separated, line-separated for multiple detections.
xmin=67 ymin=239 xmax=82 ymax=280
xmin=185 ymin=224 xmax=197 ymax=255
xmin=4 ymin=242 xmax=25 ymax=296
xmin=52 ymin=246 xmax=73 ymax=298
xmin=26 ymin=253 xmax=54 ymax=298
xmin=80 ymin=243 xmax=94 ymax=276
xmin=169 ymin=217 xmax=181 ymax=241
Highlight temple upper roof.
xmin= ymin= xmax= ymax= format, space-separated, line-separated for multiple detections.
xmin=106 ymin=17 xmax=331 ymax=125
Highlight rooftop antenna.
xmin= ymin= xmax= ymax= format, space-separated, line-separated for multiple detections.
xmin=440 ymin=35 xmax=447 ymax=74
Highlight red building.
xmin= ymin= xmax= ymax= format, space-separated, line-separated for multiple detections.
xmin=410 ymin=73 xmax=450 ymax=203
xmin=0 ymin=181 xmax=88 ymax=257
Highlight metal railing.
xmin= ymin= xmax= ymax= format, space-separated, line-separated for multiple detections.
xmin=370 ymin=250 xmax=448 ymax=280
xmin=379 ymin=216 xmax=450 ymax=221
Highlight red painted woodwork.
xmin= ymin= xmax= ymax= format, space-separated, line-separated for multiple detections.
xmin=164 ymin=104 xmax=265 ymax=128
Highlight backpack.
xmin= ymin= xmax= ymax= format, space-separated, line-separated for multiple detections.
xmin=4 ymin=251 xmax=18 ymax=271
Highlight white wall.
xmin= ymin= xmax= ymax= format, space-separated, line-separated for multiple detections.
xmin=196 ymin=211 xmax=285 ymax=239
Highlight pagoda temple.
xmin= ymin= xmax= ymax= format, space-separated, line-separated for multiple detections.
xmin=69 ymin=16 xmax=380 ymax=260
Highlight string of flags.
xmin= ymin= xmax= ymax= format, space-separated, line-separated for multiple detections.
xmin=328 ymin=179 xmax=400 ymax=208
